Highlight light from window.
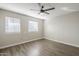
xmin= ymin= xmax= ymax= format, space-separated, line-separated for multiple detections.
xmin=28 ymin=21 xmax=38 ymax=32
xmin=5 ymin=17 xmax=20 ymax=33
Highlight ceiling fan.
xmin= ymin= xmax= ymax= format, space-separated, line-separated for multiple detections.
xmin=30 ymin=3 xmax=55 ymax=14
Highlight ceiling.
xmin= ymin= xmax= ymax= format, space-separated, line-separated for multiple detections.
xmin=0 ymin=3 xmax=79 ymax=19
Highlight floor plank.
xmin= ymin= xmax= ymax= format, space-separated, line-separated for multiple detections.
xmin=0 ymin=39 xmax=79 ymax=56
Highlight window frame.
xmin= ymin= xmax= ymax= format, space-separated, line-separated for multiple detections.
xmin=28 ymin=20 xmax=39 ymax=32
xmin=5 ymin=16 xmax=20 ymax=33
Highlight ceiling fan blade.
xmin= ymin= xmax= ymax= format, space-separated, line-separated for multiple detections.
xmin=44 ymin=11 xmax=49 ymax=14
xmin=44 ymin=7 xmax=55 ymax=11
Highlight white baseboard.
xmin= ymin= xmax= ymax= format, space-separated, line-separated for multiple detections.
xmin=1 ymin=37 xmax=79 ymax=49
xmin=0 ymin=38 xmax=42 ymax=49
xmin=45 ymin=37 xmax=79 ymax=48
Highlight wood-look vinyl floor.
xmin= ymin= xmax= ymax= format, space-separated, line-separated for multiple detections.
xmin=0 ymin=39 xmax=79 ymax=56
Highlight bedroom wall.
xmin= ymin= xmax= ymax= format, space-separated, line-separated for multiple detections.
xmin=0 ymin=9 xmax=44 ymax=49
xmin=44 ymin=12 xmax=79 ymax=47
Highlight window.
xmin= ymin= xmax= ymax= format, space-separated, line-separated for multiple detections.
xmin=28 ymin=21 xmax=38 ymax=32
xmin=5 ymin=17 xmax=20 ymax=33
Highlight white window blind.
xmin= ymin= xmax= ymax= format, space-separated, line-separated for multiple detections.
xmin=5 ymin=17 xmax=20 ymax=33
xmin=28 ymin=21 xmax=38 ymax=32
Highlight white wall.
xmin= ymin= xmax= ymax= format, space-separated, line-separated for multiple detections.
xmin=0 ymin=9 xmax=44 ymax=49
xmin=45 ymin=12 xmax=79 ymax=47
xmin=1 ymin=9 xmax=79 ymax=49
